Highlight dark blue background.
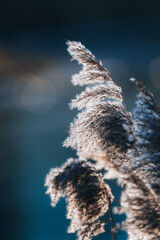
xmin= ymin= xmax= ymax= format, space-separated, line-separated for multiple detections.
xmin=1 ymin=1 xmax=160 ymax=240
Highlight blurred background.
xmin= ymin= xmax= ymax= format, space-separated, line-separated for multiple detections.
xmin=1 ymin=1 xmax=160 ymax=240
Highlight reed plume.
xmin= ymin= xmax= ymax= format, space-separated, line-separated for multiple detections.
xmin=64 ymin=41 xmax=134 ymax=175
xmin=45 ymin=41 xmax=160 ymax=240
xmin=117 ymin=79 xmax=160 ymax=240
xmin=130 ymin=78 xmax=160 ymax=198
xmin=45 ymin=158 xmax=113 ymax=240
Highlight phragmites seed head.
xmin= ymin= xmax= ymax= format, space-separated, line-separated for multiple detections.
xmin=64 ymin=41 xmax=134 ymax=174
xmin=45 ymin=41 xmax=160 ymax=240
xmin=45 ymin=158 xmax=113 ymax=240
xmin=66 ymin=40 xmax=113 ymax=85
xmin=130 ymin=79 xmax=160 ymax=198
xmin=116 ymin=176 xmax=160 ymax=240
xmin=115 ymin=79 xmax=160 ymax=240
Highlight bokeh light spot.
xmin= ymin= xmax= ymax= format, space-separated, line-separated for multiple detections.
xmin=12 ymin=75 xmax=56 ymax=114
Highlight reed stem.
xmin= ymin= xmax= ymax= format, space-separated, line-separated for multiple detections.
xmin=108 ymin=199 xmax=117 ymax=240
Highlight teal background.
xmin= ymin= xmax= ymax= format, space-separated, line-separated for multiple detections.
xmin=1 ymin=2 xmax=160 ymax=240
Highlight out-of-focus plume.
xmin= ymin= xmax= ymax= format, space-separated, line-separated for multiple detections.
xmin=130 ymin=78 xmax=160 ymax=198
xmin=116 ymin=79 xmax=160 ymax=240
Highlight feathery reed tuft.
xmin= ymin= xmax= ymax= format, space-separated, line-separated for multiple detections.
xmin=64 ymin=41 xmax=134 ymax=174
xmin=130 ymin=78 xmax=160 ymax=198
xmin=45 ymin=158 xmax=113 ymax=240
xmin=116 ymin=172 xmax=160 ymax=240
xmin=115 ymin=79 xmax=160 ymax=240
xmin=45 ymin=41 xmax=160 ymax=240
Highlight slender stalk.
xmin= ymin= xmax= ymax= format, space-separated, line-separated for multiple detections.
xmin=108 ymin=199 xmax=117 ymax=240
